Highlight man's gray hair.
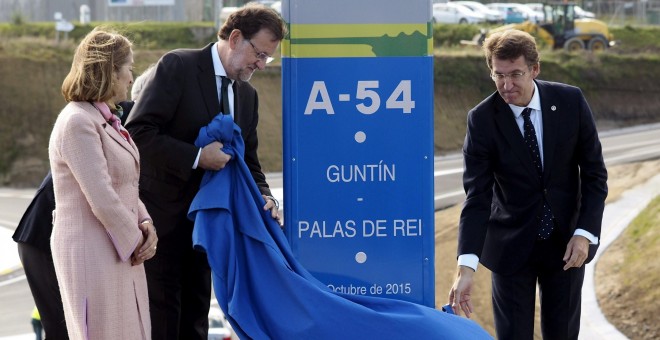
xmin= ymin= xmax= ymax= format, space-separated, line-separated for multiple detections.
xmin=131 ymin=64 xmax=156 ymax=101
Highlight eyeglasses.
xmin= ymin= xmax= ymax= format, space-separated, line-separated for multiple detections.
xmin=247 ymin=39 xmax=274 ymax=64
xmin=491 ymin=71 xmax=526 ymax=81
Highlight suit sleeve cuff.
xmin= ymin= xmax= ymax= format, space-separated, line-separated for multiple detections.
xmin=574 ymin=228 xmax=599 ymax=245
xmin=458 ymin=254 xmax=479 ymax=271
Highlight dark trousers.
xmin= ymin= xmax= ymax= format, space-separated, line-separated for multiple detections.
xmin=491 ymin=234 xmax=585 ymax=340
xmin=144 ymin=215 xmax=212 ymax=340
xmin=17 ymin=242 xmax=69 ymax=340
xmin=32 ymin=318 xmax=43 ymax=340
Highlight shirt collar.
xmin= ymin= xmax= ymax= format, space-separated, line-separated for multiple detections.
xmin=510 ymin=81 xmax=541 ymax=119
xmin=211 ymin=42 xmax=233 ymax=84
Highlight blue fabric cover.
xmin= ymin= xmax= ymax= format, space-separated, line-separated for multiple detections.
xmin=189 ymin=114 xmax=492 ymax=340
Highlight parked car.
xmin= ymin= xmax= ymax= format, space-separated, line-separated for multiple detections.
xmin=271 ymin=1 xmax=282 ymax=14
xmin=451 ymin=1 xmax=504 ymax=24
xmin=574 ymin=5 xmax=596 ymax=18
xmin=219 ymin=0 xmax=280 ymax=23
xmin=485 ymin=3 xmax=526 ymax=24
xmin=432 ymin=2 xmax=485 ymax=24
xmin=526 ymin=2 xmax=596 ymax=20
xmin=525 ymin=2 xmax=544 ymax=13
xmin=488 ymin=3 xmax=543 ymax=23
xmin=249 ymin=0 xmax=277 ymax=6
xmin=208 ymin=307 xmax=233 ymax=340
xmin=219 ymin=6 xmax=239 ymax=23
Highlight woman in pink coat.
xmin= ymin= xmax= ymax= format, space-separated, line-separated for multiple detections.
xmin=49 ymin=28 xmax=158 ymax=340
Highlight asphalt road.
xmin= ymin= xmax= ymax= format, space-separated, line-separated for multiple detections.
xmin=1 ymin=123 xmax=659 ymax=337
xmin=433 ymin=123 xmax=660 ymax=209
xmin=0 ymin=195 xmax=33 ymax=338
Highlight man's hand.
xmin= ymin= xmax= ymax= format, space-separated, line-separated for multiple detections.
xmin=563 ymin=235 xmax=590 ymax=270
xmin=198 ymin=141 xmax=231 ymax=171
xmin=448 ymin=266 xmax=476 ymax=318
xmin=262 ymin=195 xmax=282 ymax=226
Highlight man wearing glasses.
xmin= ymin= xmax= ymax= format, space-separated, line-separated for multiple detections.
xmin=126 ymin=4 xmax=285 ymax=340
xmin=448 ymin=30 xmax=607 ymax=339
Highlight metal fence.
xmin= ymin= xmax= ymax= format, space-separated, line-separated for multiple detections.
xmin=0 ymin=0 xmax=208 ymax=23
xmin=579 ymin=0 xmax=660 ymax=25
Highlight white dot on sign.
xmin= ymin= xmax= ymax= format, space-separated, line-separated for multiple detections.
xmin=355 ymin=252 xmax=367 ymax=264
xmin=355 ymin=131 xmax=366 ymax=143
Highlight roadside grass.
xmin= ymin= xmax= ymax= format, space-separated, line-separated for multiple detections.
xmin=3 ymin=25 xmax=660 ymax=185
xmin=608 ymin=25 xmax=660 ymax=54
xmin=596 ymin=169 xmax=660 ymax=340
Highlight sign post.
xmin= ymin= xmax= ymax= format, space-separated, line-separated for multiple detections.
xmin=54 ymin=12 xmax=74 ymax=43
xmin=282 ymin=0 xmax=436 ymax=306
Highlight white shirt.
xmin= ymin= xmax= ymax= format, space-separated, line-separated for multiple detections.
xmin=193 ymin=42 xmax=236 ymax=169
xmin=211 ymin=42 xmax=235 ymax=119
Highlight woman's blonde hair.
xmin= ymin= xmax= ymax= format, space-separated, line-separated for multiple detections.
xmin=61 ymin=27 xmax=132 ymax=102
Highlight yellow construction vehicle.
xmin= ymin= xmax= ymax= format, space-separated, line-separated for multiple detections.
xmin=466 ymin=2 xmax=615 ymax=51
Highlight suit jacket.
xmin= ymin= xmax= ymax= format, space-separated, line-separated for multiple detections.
xmin=13 ymin=102 xmax=133 ymax=251
xmin=458 ymin=80 xmax=608 ymax=275
xmin=12 ymin=172 xmax=55 ymax=250
xmin=49 ymin=101 xmax=150 ymax=339
xmin=126 ymin=43 xmax=271 ymax=236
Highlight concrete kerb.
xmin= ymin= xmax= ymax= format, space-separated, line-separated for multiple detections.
xmin=579 ymin=173 xmax=660 ymax=340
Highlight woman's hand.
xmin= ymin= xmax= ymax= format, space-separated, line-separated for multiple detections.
xmin=132 ymin=219 xmax=158 ymax=266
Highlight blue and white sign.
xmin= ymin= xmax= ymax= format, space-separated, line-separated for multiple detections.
xmin=282 ymin=0 xmax=435 ymax=307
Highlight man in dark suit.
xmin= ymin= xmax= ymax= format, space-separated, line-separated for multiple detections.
xmin=448 ymin=30 xmax=608 ymax=339
xmin=13 ymin=172 xmax=69 ymax=340
xmin=125 ymin=4 xmax=286 ymax=340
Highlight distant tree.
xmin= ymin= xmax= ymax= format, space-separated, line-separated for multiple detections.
xmin=11 ymin=11 xmax=26 ymax=25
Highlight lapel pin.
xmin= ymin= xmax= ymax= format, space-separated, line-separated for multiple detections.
xmin=551 ymin=105 xmax=557 ymax=111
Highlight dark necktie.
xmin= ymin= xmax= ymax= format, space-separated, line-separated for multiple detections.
xmin=522 ymin=108 xmax=554 ymax=240
xmin=220 ymin=76 xmax=231 ymax=115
